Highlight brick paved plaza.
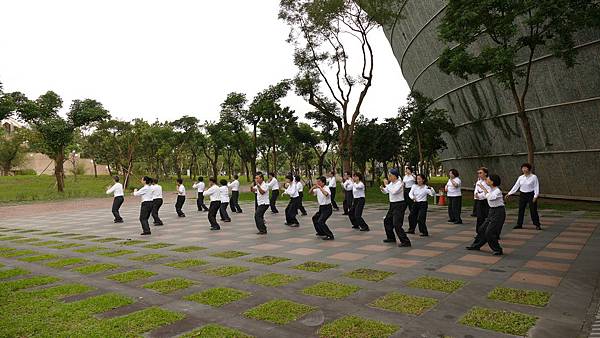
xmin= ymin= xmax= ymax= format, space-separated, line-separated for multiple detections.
xmin=0 ymin=198 xmax=599 ymax=337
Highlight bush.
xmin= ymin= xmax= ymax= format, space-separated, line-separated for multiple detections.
xmin=14 ymin=169 xmax=37 ymax=176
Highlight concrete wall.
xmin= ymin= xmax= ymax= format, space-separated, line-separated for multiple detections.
xmin=19 ymin=153 xmax=109 ymax=176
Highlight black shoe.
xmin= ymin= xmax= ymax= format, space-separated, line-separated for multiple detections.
xmin=419 ymin=233 xmax=429 ymax=237
xmin=465 ymin=246 xmax=479 ymax=250
xmin=333 ymin=208 xmax=339 ymax=211
xmin=454 ymin=221 xmax=463 ymax=224
xmin=140 ymin=232 xmax=151 ymax=235
xmin=290 ymin=223 xmax=300 ymax=228
xmin=342 ymin=213 xmax=349 ymax=215
xmin=493 ymin=251 xmax=503 ymax=256
xmin=114 ymin=219 xmax=124 ymax=223
xmin=322 ymin=236 xmax=334 ymax=240
xmin=153 ymin=223 xmax=164 ymax=226
xmin=359 ymin=227 xmax=370 ymax=232
xmin=178 ymin=214 xmax=186 ymax=217
xmin=513 ymin=225 xmax=522 ymax=229
xmin=383 ymin=239 xmax=396 ymax=243
xmin=447 ymin=219 xmax=455 ymax=223
xmin=210 ymin=227 xmax=221 ymax=231
xmin=535 ymin=225 xmax=542 ymax=230
xmin=470 ymin=213 xmax=476 ymax=217
xmin=399 ymin=242 xmax=411 ymax=247
xmin=352 ymin=226 xmax=359 ymax=229
xmin=301 ymin=213 xmax=307 ymax=216
xmin=271 ymin=211 xmax=279 ymax=214
xmin=223 ymin=220 xmax=231 ymax=223
xmin=256 ymin=231 xmax=267 ymax=235
xmin=406 ymin=230 xmax=416 ymax=234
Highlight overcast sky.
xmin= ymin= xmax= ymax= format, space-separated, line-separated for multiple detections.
xmin=0 ymin=0 xmax=410 ymax=123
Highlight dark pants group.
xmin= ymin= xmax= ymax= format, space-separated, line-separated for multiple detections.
xmin=112 ymin=196 xmax=124 ymax=222
xmin=270 ymin=190 xmax=279 ymax=213
xmin=404 ymin=189 xmax=415 ymax=229
xmin=330 ymin=187 xmax=339 ymax=210
xmin=348 ymin=197 xmax=369 ymax=230
xmin=219 ymin=201 xmax=231 ymax=222
xmin=208 ymin=201 xmax=221 ymax=229
xmin=408 ymin=201 xmax=429 ymax=235
xmin=255 ymin=204 xmax=269 ymax=233
xmin=151 ymin=198 xmax=163 ymax=225
xmin=139 ymin=201 xmax=153 ymax=234
xmin=285 ymin=197 xmax=300 ymax=225
xmin=343 ymin=190 xmax=353 ymax=214
xmin=471 ymin=206 xmax=506 ymax=253
xmin=297 ymin=192 xmax=307 ymax=215
xmin=313 ymin=204 xmax=334 ymax=238
xmin=175 ymin=195 xmax=186 ymax=217
xmin=230 ymin=191 xmax=242 ymax=213
xmin=447 ymin=196 xmax=463 ymax=223
xmin=196 ymin=192 xmax=208 ymax=211
xmin=384 ymin=201 xmax=411 ymax=245
xmin=517 ymin=191 xmax=541 ymax=227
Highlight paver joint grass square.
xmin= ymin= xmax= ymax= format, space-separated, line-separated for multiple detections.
xmin=244 ymin=299 xmax=316 ymax=325
xmin=106 ymin=270 xmax=157 ymax=283
xmin=171 ymin=246 xmax=207 ymax=253
xmin=92 ymin=237 xmax=121 ymax=243
xmin=73 ymin=263 xmax=120 ymax=275
xmin=247 ymin=273 xmax=301 ymax=287
xmin=143 ymin=278 xmax=195 ymax=294
xmin=143 ymin=242 xmax=174 ymax=249
xmin=488 ymin=287 xmax=552 ymax=307
xmin=180 ymin=324 xmax=253 ymax=338
xmin=459 ymin=306 xmax=537 ymax=336
xmin=0 ymin=249 xmax=38 ymax=258
xmin=73 ymin=246 xmax=106 ymax=253
xmin=118 ymin=240 xmax=147 ymax=246
xmin=318 ymin=315 xmax=398 ymax=338
xmin=0 ymin=268 xmax=30 ymax=279
xmin=98 ymin=250 xmax=136 ymax=257
xmin=49 ymin=243 xmax=85 ymax=249
xmin=293 ymin=261 xmax=338 ymax=272
xmin=204 ymin=266 xmax=249 ymax=277
xmin=302 ymin=281 xmax=360 ymax=299
xmin=407 ymin=276 xmax=466 ymax=293
xmin=45 ymin=257 xmax=88 ymax=268
xmin=128 ymin=254 xmax=168 ymax=262
xmin=165 ymin=259 xmax=208 ymax=269
xmin=345 ymin=268 xmax=394 ymax=282
xmin=18 ymin=254 xmax=61 ymax=262
xmin=0 ymin=276 xmax=60 ymax=292
xmin=247 ymin=255 xmax=290 ymax=265
xmin=31 ymin=240 xmax=62 ymax=247
xmin=184 ymin=287 xmax=251 ymax=307
xmin=370 ymin=292 xmax=438 ymax=315
xmin=210 ymin=251 xmax=250 ymax=259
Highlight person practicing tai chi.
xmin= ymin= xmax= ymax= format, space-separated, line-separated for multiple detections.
xmin=151 ymin=178 xmax=164 ymax=226
xmin=408 ymin=174 xmax=435 ymax=237
xmin=445 ymin=169 xmax=463 ymax=224
xmin=174 ymin=178 xmax=187 ymax=217
xmin=342 ymin=171 xmax=353 ymax=215
xmin=327 ymin=171 xmax=340 ymax=211
xmin=133 ymin=176 xmax=154 ymax=235
xmin=473 ymin=167 xmax=491 ymax=237
xmin=251 ymin=172 xmax=270 ymax=235
xmin=403 ymin=167 xmax=416 ymax=229
xmin=228 ymin=175 xmax=242 ymax=213
xmin=267 ymin=172 xmax=280 ymax=214
xmin=282 ymin=174 xmax=300 ymax=227
xmin=506 ymin=163 xmax=541 ymax=230
xmin=219 ymin=179 xmax=231 ymax=222
xmin=380 ymin=169 xmax=411 ymax=247
xmin=310 ymin=176 xmax=335 ymax=240
xmin=192 ymin=177 xmax=209 ymax=212
xmin=203 ymin=177 xmax=221 ymax=230
xmin=106 ymin=175 xmax=124 ymax=223
xmin=348 ymin=172 xmax=370 ymax=231
xmin=295 ymin=174 xmax=307 ymax=216
xmin=466 ymin=174 xmax=505 ymax=255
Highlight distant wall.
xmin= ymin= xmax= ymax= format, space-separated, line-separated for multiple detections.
xmin=19 ymin=153 xmax=109 ymax=176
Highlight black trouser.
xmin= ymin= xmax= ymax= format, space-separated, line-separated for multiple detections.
xmin=175 ymin=195 xmax=186 ymax=216
xmin=219 ymin=201 xmax=230 ymax=221
xmin=471 ymin=206 xmax=505 ymax=252
xmin=197 ymin=192 xmax=208 ymax=211
xmin=409 ymin=201 xmax=428 ymax=235
xmin=208 ymin=201 xmax=221 ymax=229
xmin=255 ymin=204 xmax=269 ymax=233
xmin=517 ymin=191 xmax=541 ymax=227
xmin=230 ymin=191 xmax=242 ymax=213
xmin=474 ymin=199 xmax=490 ymax=242
xmin=285 ymin=197 xmax=300 ymax=224
xmin=404 ymin=189 xmax=415 ymax=229
xmin=313 ymin=204 xmax=334 ymax=238
xmin=447 ymin=196 xmax=463 ymax=223
xmin=151 ymin=198 xmax=163 ymax=225
xmin=270 ymin=190 xmax=279 ymax=213
xmin=384 ymin=201 xmax=411 ymax=244
xmin=330 ymin=186 xmax=339 ymax=209
xmin=112 ymin=196 xmax=124 ymax=222
xmin=297 ymin=192 xmax=307 ymax=215
xmin=348 ymin=197 xmax=369 ymax=230
xmin=139 ymin=201 xmax=153 ymax=234
xmin=343 ymin=190 xmax=353 ymax=214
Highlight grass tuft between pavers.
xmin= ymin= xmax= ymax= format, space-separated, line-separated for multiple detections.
xmin=488 ymin=287 xmax=552 ymax=307
xmin=11 ymin=238 xmax=42 ymax=244
xmin=98 ymin=250 xmax=136 ymax=257
xmin=247 ymin=273 xmax=301 ymax=287
xmin=49 ymin=243 xmax=85 ymax=249
xmin=73 ymin=246 xmax=106 ymax=253
xmin=37 ymin=231 xmax=61 ymax=235
xmin=204 ymin=266 xmax=250 ymax=277
xmin=345 ymin=268 xmax=394 ymax=282
xmin=318 ymin=315 xmax=398 ymax=338
xmin=52 ymin=233 xmax=82 ymax=238
xmin=106 ymin=270 xmax=157 ymax=283
xmin=244 ymin=299 xmax=316 ymax=325
xmin=370 ymin=292 xmax=438 ymax=315
xmin=128 ymin=254 xmax=168 ymax=262
xmin=171 ymin=245 xmax=207 ymax=253
xmin=459 ymin=306 xmax=537 ymax=336
xmin=143 ymin=278 xmax=196 ymax=294
xmin=0 ymin=236 xmax=25 ymax=241
xmin=0 ymin=249 xmax=38 ymax=258
xmin=210 ymin=251 xmax=250 ymax=259
xmin=92 ymin=237 xmax=122 ymax=243
xmin=143 ymin=242 xmax=175 ymax=249
xmin=180 ymin=324 xmax=253 ymax=338
xmin=70 ymin=235 xmax=100 ymax=240
xmin=117 ymin=240 xmax=148 ymax=246
xmin=407 ymin=276 xmax=466 ymax=293
xmin=18 ymin=254 xmax=61 ymax=262
xmin=184 ymin=287 xmax=251 ymax=307
xmin=247 ymin=255 xmax=290 ymax=265
xmin=302 ymin=281 xmax=361 ymax=299
xmin=45 ymin=257 xmax=88 ymax=268
xmin=0 ymin=268 xmax=30 ymax=279
xmin=73 ymin=263 xmax=120 ymax=275
xmin=293 ymin=261 xmax=338 ymax=272
xmin=165 ymin=259 xmax=208 ymax=269
xmin=31 ymin=240 xmax=62 ymax=247
xmin=0 ymin=276 xmax=60 ymax=292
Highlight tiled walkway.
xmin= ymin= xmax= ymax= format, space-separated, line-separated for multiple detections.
xmin=0 ymin=199 xmax=599 ymax=337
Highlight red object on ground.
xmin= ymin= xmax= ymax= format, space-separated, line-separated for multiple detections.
xmin=438 ymin=191 xmax=446 ymax=206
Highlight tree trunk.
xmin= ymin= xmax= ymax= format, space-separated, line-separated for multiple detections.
xmin=244 ymin=161 xmax=250 ymax=181
xmin=93 ymin=159 xmax=98 ymax=178
xmin=54 ymin=152 xmax=65 ymax=192
xmin=107 ymin=163 xmax=113 ymax=176
xmin=251 ymin=124 xmax=258 ymax=176
xmin=271 ymin=137 xmax=278 ymax=175
xmin=517 ymin=110 xmax=535 ymax=167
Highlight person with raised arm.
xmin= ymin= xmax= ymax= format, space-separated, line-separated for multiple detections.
xmin=282 ymin=174 xmax=300 ymax=227
xmin=380 ymin=168 xmax=411 ymax=247
xmin=466 ymin=174 xmax=506 ymax=255
xmin=251 ymin=172 xmax=270 ymax=234
xmin=505 ymin=163 xmax=541 ymax=230
xmin=407 ymin=174 xmax=435 ymax=237
xmin=445 ymin=169 xmax=463 ymax=224
xmin=348 ymin=172 xmax=370 ymax=231
xmin=133 ymin=176 xmax=154 ymax=235
xmin=192 ymin=176 xmax=209 ymax=212
xmin=106 ymin=175 xmax=124 ymax=223
xmin=310 ymin=176 xmax=335 ymax=240
xmin=203 ymin=177 xmax=221 ymax=230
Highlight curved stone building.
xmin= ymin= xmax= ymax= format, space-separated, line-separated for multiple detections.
xmin=381 ymin=1 xmax=600 ymax=200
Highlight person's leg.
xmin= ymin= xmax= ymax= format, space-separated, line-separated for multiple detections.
xmin=469 ymin=218 xmax=490 ymax=249
xmin=312 ymin=209 xmax=324 ymax=235
xmin=417 ymin=202 xmax=429 ymax=236
xmin=140 ymin=202 xmax=152 ymax=234
xmin=270 ymin=190 xmax=279 ymax=213
xmin=112 ymin=196 xmax=123 ymax=222
xmin=331 ymin=187 xmax=338 ymax=210
xmin=201 ymin=193 xmax=209 ymax=211
xmin=485 ymin=208 xmax=505 ymax=253
xmin=289 ymin=197 xmax=299 ymax=225
xmin=455 ymin=196 xmax=463 ymax=223
xmin=447 ymin=197 xmax=454 ymax=222
xmin=343 ymin=191 xmax=349 ymax=215
xmin=152 ymin=199 xmax=163 ymax=225
xmin=383 ymin=205 xmax=395 ymax=241
xmin=319 ymin=205 xmax=334 ymax=238
xmin=285 ymin=199 xmax=293 ymax=224
xmin=516 ymin=193 xmax=527 ymax=227
xmin=407 ymin=203 xmax=418 ymax=233
xmin=220 ymin=202 xmax=231 ymax=221
xmin=219 ymin=202 xmax=225 ymax=220
xmin=180 ymin=196 xmax=186 ymax=216
xmin=208 ymin=201 xmax=220 ymax=229
xmin=298 ymin=192 xmax=307 ymax=215
xmin=529 ymin=193 xmax=541 ymax=228
xmin=355 ymin=198 xmax=369 ymax=230
xmin=197 ymin=192 xmax=202 ymax=211
xmin=255 ymin=205 xmax=268 ymax=233
xmin=393 ymin=202 xmax=411 ymax=245
xmin=474 ymin=200 xmax=485 ymax=241
xmin=348 ymin=199 xmax=358 ymax=228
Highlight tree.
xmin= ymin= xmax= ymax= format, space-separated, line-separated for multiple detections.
xmin=220 ymin=92 xmax=255 ymax=179
xmin=305 ymin=110 xmax=337 ymax=175
xmin=171 ymin=116 xmax=202 ymax=178
xmin=438 ymin=0 xmax=600 ymax=167
xmin=17 ymin=92 xmax=109 ymax=192
xmin=0 ymin=129 xmax=27 ymax=175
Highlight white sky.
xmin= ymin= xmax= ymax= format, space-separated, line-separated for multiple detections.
xmin=0 ymin=0 xmax=410 ymax=124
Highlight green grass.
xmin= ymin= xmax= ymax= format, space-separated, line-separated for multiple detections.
xmin=247 ymin=255 xmax=290 ymax=265
xmin=210 ymin=250 xmax=250 ymax=259
xmin=487 ymin=287 xmax=552 ymax=307
xmin=70 ymin=235 xmax=100 ymax=240
xmin=345 ymin=268 xmax=395 ymax=282
xmin=52 ymin=233 xmax=82 ymax=238
xmin=37 ymin=231 xmax=61 ymax=235
xmin=106 ymin=270 xmax=157 ymax=283
xmin=0 ymin=249 xmax=38 ymax=258
xmin=143 ymin=278 xmax=196 ymax=294
xmin=48 ymin=243 xmax=85 ymax=249
xmin=184 ymin=287 xmax=251 ymax=307
xmin=180 ymin=324 xmax=253 ymax=338
xmin=73 ymin=246 xmax=107 ymax=253
xmin=73 ymin=263 xmax=120 ymax=275
xmin=18 ymin=254 xmax=61 ymax=262
xmin=14 ymin=229 xmax=41 ymax=233
xmin=204 ymin=266 xmax=250 ymax=277
xmin=11 ymin=238 xmax=42 ymax=244
xmin=407 ymin=276 xmax=466 ymax=293
xmin=0 ymin=268 xmax=30 ymax=279
xmin=31 ymin=240 xmax=62 ymax=247
xmin=0 ymin=276 xmax=60 ymax=292
xmin=171 ymin=245 xmax=207 ymax=253
xmin=128 ymin=254 xmax=168 ymax=262
xmin=92 ymin=237 xmax=122 ymax=243
xmin=370 ymin=292 xmax=438 ymax=315
xmin=302 ymin=281 xmax=361 ymax=299
xmin=165 ymin=259 xmax=208 ymax=269
xmin=143 ymin=242 xmax=175 ymax=249
xmin=293 ymin=261 xmax=338 ymax=272
xmin=0 ymin=236 xmax=25 ymax=241
xmin=44 ymin=257 xmax=88 ymax=268
xmin=244 ymin=299 xmax=317 ymax=325
xmin=459 ymin=306 xmax=537 ymax=336
xmin=247 ymin=273 xmax=301 ymax=287
xmin=318 ymin=315 xmax=398 ymax=338
xmin=118 ymin=240 xmax=148 ymax=246
xmin=98 ymin=249 xmax=136 ymax=257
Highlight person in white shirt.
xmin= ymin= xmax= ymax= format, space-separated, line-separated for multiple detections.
xmin=251 ymin=172 xmax=270 ymax=234
xmin=267 ymin=172 xmax=280 ymax=214
xmin=218 ymin=178 xmax=231 ymax=222
xmin=403 ymin=167 xmax=417 ymax=229
xmin=282 ymin=174 xmax=300 ymax=227
xmin=506 ymin=162 xmax=541 ymax=230
xmin=310 ymin=176 xmax=334 ymax=240
xmin=106 ymin=175 xmax=124 ymax=223
xmin=348 ymin=172 xmax=370 ymax=231
xmin=473 ymin=167 xmax=491 ymax=232
xmin=228 ymin=175 xmax=242 ymax=213
xmin=408 ymin=174 xmax=435 ymax=236
xmin=467 ymin=174 xmax=505 ymax=255
xmin=295 ymin=175 xmax=307 ymax=216
xmin=380 ymin=168 xmax=411 ymax=247
xmin=151 ymin=178 xmax=164 ymax=226
xmin=203 ymin=177 xmax=221 ymax=230
xmin=342 ymin=171 xmax=354 ymax=215
xmin=192 ymin=177 xmax=209 ymax=212
xmin=445 ymin=168 xmax=463 ymax=224
xmin=133 ymin=176 xmax=154 ymax=235
xmin=327 ymin=171 xmax=339 ymax=211
xmin=175 ymin=178 xmax=186 ymax=217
